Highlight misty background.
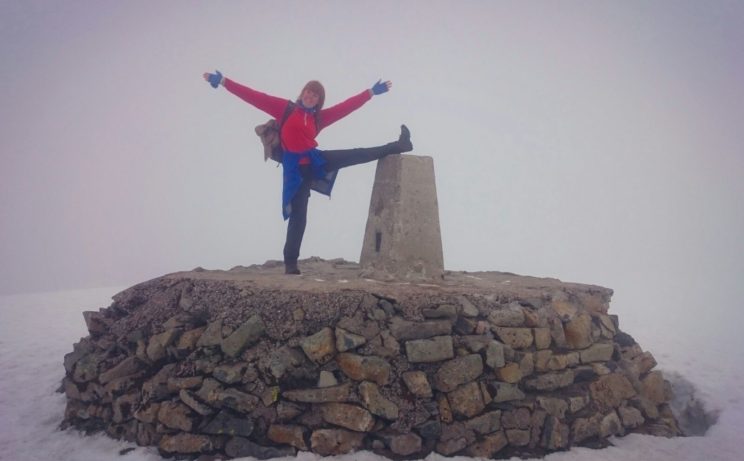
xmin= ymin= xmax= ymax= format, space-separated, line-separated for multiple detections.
xmin=2 ymin=1 xmax=743 ymax=349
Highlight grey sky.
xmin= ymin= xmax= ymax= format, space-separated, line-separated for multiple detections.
xmin=1 ymin=0 xmax=743 ymax=343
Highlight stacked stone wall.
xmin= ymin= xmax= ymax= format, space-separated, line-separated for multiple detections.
xmin=61 ymin=275 xmax=679 ymax=459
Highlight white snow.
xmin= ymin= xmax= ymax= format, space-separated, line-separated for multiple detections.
xmin=1 ymin=286 xmax=742 ymax=461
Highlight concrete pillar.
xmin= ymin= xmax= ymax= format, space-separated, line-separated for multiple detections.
xmin=360 ymin=155 xmax=444 ymax=280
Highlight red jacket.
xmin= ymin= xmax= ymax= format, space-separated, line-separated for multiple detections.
xmin=224 ymin=79 xmax=372 ymax=163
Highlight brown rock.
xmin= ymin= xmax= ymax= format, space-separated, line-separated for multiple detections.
xmin=99 ymin=357 xmax=144 ymax=384
xmin=301 ymin=327 xmax=336 ymax=363
xmin=321 ymin=403 xmax=375 ymax=432
xmin=564 ymin=314 xmax=593 ymax=349
xmin=167 ymin=376 xmax=203 ymax=392
xmin=337 ymin=353 xmax=390 ymax=385
xmin=502 ymin=407 xmax=531 ymax=429
xmin=487 ymin=303 xmax=525 ymax=326
xmin=434 ymin=354 xmax=483 ymax=392
xmin=213 ymin=362 xmax=248 ymax=384
xmin=200 ymin=410 xmax=254 ymax=437
xmin=590 ymin=373 xmax=637 ymax=410
xmin=599 ymin=410 xmax=624 ymax=437
xmin=572 ymin=415 xmax=601 ymax=443
xmin=493 ymin=327 xmax=533 ymax=349
xmin=146 ymin=329 xmax=180 ymax=362
xmin=465 ymin=410 xmax=501 ymax=434
xmin=485 ymin=341 xmax=506 ymax=369
xmin=389 ymin=433 xmax=423 ymax=456
xmin=402 ymin=371 xmax=433 ymax=398
xmin=159 ymin=433 xmax=213 ymax=454
xmin=541 ymin=416 xmax=569 ymax=449
xmin=641 ymin=370 xmax=670 ymax=404
xmin=267 ymin=424 xmax=308 ymax=450
xmin=437 ymin=394 xmax=453 ymax=423
xmin=176 ymin=327 xmax=205 ymax=353
xmin=496 ymin=362 xmax=523 ymax=384
xmin=507 ymin=429 xmax=531 ymax=446
xmin=310 ymin=429 xmax=365 ymax=456
xmin=134 ymin=403 xmax=159 ymax=424
xmin=448 ymin=382 xmax=485 ymax=418
xmin=537 ymin=396 xmax=568 ymax=419
xmin=359 ymin=381 xmax=399 ymax=420
xmin=465 ymin=431 xmax=508 ymax=458
xmin=157 ymin=401 xmax=194 ymax=431
xmin=212 ymin=388 xmax=260 ymax=413
xmin=580 ymin=342 xmax=614 ymax=363
xmin=196 ymin=319 xmax=223 ymax=347
xmin=490 ymin=382 xmax=525 ymax=403
xmin=225 ymin=437 xmax=296 ymax=459
xmin=179 ymin=389 xmax=213 ymax=416
xmin=619 ymin=405 xmax=645 ymax=428
xmin=524 ymin=370 xmax=575 ymax=391
xmin=534 ymin=327 xmax=552 ymax=349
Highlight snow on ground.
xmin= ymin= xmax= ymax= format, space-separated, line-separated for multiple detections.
xmin=0 ymin=287 xmax=741 ymax=461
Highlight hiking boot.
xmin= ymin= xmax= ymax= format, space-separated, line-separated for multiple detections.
xmin=285 ymin=262 xmax=301 ymax=275
xmin=398 ymin=124 xmax=413 ymax=152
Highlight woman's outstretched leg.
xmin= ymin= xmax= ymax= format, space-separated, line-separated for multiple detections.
xmin=322 ymin=125 xmax=412 ymax=171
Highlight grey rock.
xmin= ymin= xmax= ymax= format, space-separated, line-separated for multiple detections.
xmin=200 ymin=410 xmax=254 ymax=437
xmin=359 ymin=381 xmax=399 ymax=420
xmin=335 ymin=327 xmax=367 ymax=352
xmin=159 ymin=434 xmax=213 ymax=454
xmin=337 ymin=353 xmax=391 ymax=385
xmin=221 ymin=315 xmax=265 ymax=358
xmin=301 ymin=327 xmax=336 ymax=363
xmin=310 ymin=429 xmax=365 ymax=456
xmin=283 ymin=383 xmax=352 ymax=403
xmin=99 ymin=357 xmax=144 ymax=384
xmin=196 ymin=319 xmax=223 ymax=347
xmin=389 ymin=317 xmax=452 ymax=340
xmin=320 ymin=402 xmax=375 ymax=432
xmin=524 ymin=370 xmax=575 ymax=391
xmin=318 ymin=370 xmax=338 ymax=388
xmin=487 ymin=303 xmax=525 ymax=326
xmin=389 ymin=433 xmax=422 ymax=456
xmin=212 ymin=388 xmax=260 ymax=413
xmin=506 ymin=429 xmax=531 ymax=446
xmin=537 ymin=396 xmax=568 ymax=419
xmin=493 ymin=327 xmax=533 ymax=349
xmin=619 ymin=405 xmax=645 ymax=428
xmin=580 ymin=342 xmax=615 ymax=363
xmin=434 ymin=354 xmax=483 ymax=392
xmin=448 ymin=382 xmax=485 ymax=418
xmin=146 ymin=329 xmax=180 ymax=362
xmin=422 ymin=304 xmax=458 ymax=319
xmin=599 ymin=411 xmax=624 ymax=437
xmin=465 ymin=410 xmax=501 ymax=434
xmin=179 ymin=389 xmax=213 ymax=416
xmin=157 ymin=401 xmax=195 ymax=431
xmin=213 ymin=362 xmax=247 ymax=384
xmin=460 ymin=335 xmax=492 ymax=352
xmin=464 ymin=431 xmax=508 ymax=458
xmin=490 ymin=382 xmax=526 ymax=403
xmin=225 ymin=436 xmax=296 ymax=459
xmin=485 ymin=341 xmax=506 ymax=369
xmin=405 ymin=336 xmax=454 ymax=363
xmin=402 ymin=371 xmax=433 ymax=398
xmin=267 ymin=424 xmax=308 ymax=450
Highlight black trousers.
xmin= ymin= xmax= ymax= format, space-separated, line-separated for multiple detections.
xmin=283 ymin=143 xmax=400 ymax=265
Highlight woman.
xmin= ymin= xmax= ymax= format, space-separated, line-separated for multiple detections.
xmin=203 ymin=71 xmax=413 ymax=274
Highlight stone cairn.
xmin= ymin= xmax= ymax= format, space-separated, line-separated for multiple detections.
xmin=61 ymin=265 xmax=680 ymax=459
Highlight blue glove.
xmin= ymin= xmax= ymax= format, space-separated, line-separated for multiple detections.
xmin=371 ymin=79 xmax=390 ymax=95
xmin=206 ymin=70 xmax=223 ymax=88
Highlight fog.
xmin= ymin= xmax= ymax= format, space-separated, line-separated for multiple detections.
xmin=2 ymin=1 xmax=743 ymax=346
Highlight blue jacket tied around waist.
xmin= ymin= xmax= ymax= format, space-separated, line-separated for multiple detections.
xmin=282 ymin=149 xmax=338 ymax=220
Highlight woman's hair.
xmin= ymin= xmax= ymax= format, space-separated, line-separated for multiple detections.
xmin=300 ymin=80 xmax=325 ymax=110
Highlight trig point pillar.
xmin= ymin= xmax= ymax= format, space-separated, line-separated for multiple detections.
xmin=360 ymin=155 xmax=444 ymax=280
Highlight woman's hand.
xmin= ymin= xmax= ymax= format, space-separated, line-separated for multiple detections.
xmin=204 ymin=70 xmax=223 ymax=88
xmin=371 ymin=79 xmax=392 ymax=95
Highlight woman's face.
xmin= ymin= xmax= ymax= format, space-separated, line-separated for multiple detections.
xmin=301 ymin=89 xmax=320 ymax=109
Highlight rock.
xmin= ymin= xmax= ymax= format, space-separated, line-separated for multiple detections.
xmin=502 ymin=407 xmax=531 ymax=429
xmin=580 ymin=342 xmax=615 ymax=363
xmin=464 ymin=431 xmax=508 ymax=457
xmin=283 ymin=383 xmax=352 ymax=403
xmin=112 ymin=392 xmax=139 ymax=423
xmin=534 ymin=327 xmax=552 ymax=349
xmin=267 ymin=424 xmax=308 ymax=450
xmin=416 ymin=420 xmax=442 ymax=439
xmin=359 ymin=381 xmax=399 ymax=420
xmin=200 ymin=410 xmax=254 ymax=437
xmin=196 ymin=319 xmax=223 ymax=347
xmin=487 ymin=303 xmax=525 ymax=326
xmin=434 ymin=354 xmax=483 ymax=392
xmin=221 ymin=315 xmax=265 ymax=358
xmin=465 ymin=410 xmax=501 ymax=434
xmin=195 ymin=377 xmax=222 ymax=402
xmin=590 ymin=373 xmax=637 ymax=410
xmin=535 ymin=350 xmax=572 ymax=372
xmin=320 ymin=403 xmax=375 ymax=432
xmin=212 ymin=362 xmax=247 ymax=384
xmin=405 ymin=336 xmax=454 ymax=363
xmin=225 ymin=436 xmax=296 ymax=459
xmin=537 ymin=396 xmax=568 ymax=419
xmin=485 ymin=341 xmax=506 ymax=369
xmin=493 ymin=327 xmax=533 ymax=349
xmin=301 ymin=327 xmax=336 ymax=363
xmin=179 ymin=389 xmax=213 ymax=416
xmin=167 ymin=376 xmax=203 ymax=392
xmin=276 ymin=401 xmax=305 ymax=422
xmin=436 ymin=436 xmax=468 ymax=456
xmin=157 ymin=401 xmax=195 ymax=431
xmin=518 ymin=351 xmax=535 ymax=376
xmin=146 ymin=329 xmax=180 ymax=362
xmin=599 ymin=411 xmax=624 ymax=437
xmin=422 ymin=304 xmax=458 ymax=319
xmin=564 ymin=314 xmax=593 ymax=349
xmin=568 ymin=395 xmax=590 ymax=413
xmin=134 ymin=403 xmax=160 ymax=424
xmin=448 ymin=382 xmax=485 ymax=418
xmin=389 ymin=318 xmax=452 ymax=340
xmin=82 ymin=311 xmax=109 ymax=335
xmin=176 ymin=327 xmax=205 ymax=354
xmin=389 ymin=433 xmax=423 ymax=456
xmin=506 ymin=429 xmax=531 ymax=446
xmin=461 ymin=335 xmax=492 ymax=352
xmin=619 ymin=405 xmax=645 ymax=428
xmin=318 ymin=370 xmax=338 ymax=388
xmin=572 ymin=414 xmax=601 ymax=443
xmin=496 ymin=363 xmax=523 ymax=384
xmin=458 ymin=296 xmax=480 ymax=317
xmin=641 ymin=371 xmax=669 ymax=404
xmin=549 ymin=317 xmax=568 ymax=348
xmin=266 ymin=346 xmax=314 ymax=382
xmin=310 ymin=429 xmax=365 ymax=456
xmin=99 ymin=357 xmax=144 ymax=384
xmin=337 ymin=353 xmax=391 ymax=385
xmin=402 ymin=371 xmax=433 ymax=398
xmin=524 ymin=370 xmax=575 ymax=391
xmin=437 ymin=394 xmax=453 ymax=423
xmin=159 ymin=434 xmax=213 ymax=454
xmin=490 ymin=382 xmax=526 ymax=403
xmin=212 ymin=388 xmax=260 ymax=413
xmin=335 ymin=328 xmax=367 ymax=352
xmin=540 ymin=416 xmax=569 ymax=449
xmin=64 ymin=339 xmax=94 ymax=374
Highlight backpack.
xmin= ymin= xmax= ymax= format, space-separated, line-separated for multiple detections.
xmin=254 ymin=101 xmax=322 ymax=164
